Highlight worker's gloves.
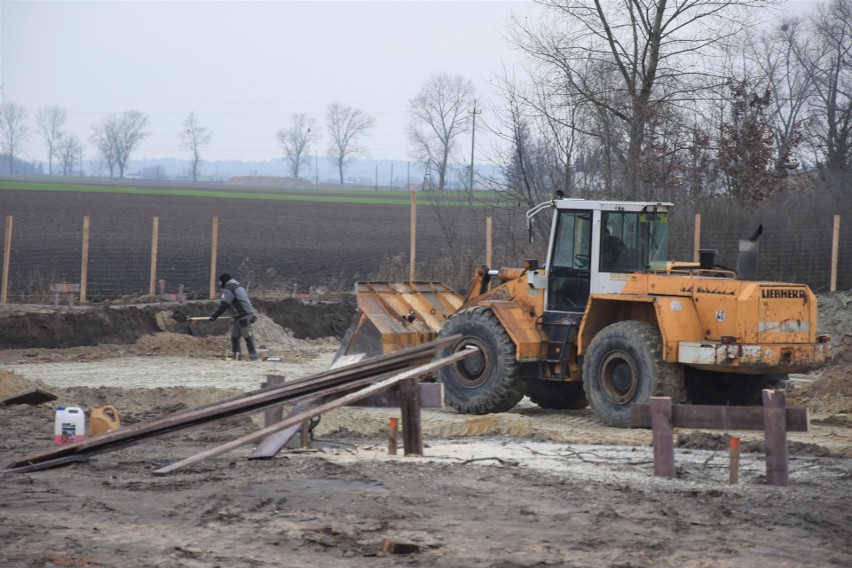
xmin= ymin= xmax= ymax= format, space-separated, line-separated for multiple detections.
xmin=209 ymin=315 xmax=218 ymax=321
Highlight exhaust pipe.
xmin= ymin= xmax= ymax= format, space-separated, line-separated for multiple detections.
xmin=737 ymin=225 xmax=763 ymax=281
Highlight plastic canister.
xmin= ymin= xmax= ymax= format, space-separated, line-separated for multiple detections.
xmin=54 ymin=406 xmax=85 ymax=445
xmin=89 ymin=405 xmax=121 ymax=437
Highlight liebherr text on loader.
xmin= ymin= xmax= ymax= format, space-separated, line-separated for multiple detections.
xmin=336 ymin=198 xmax=832 ymax=426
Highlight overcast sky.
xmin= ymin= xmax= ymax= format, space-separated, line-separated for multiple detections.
xmin=1 ymin=0 xmax=536 ymax=166
xmin=0 ymin=0 xmax=824 ymax=167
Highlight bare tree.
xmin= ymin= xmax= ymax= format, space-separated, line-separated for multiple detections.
xmin=58 ymin=135 xmax=82 ymax=176
xmin=745 ymin=24 xmax=812 ymax=176
xmin=326 ymin=103 xmax=375 ymax=184
xmin=408 ymin=73 xmax=475 ymax=190
xmin=35 ymin=105 xmax=67 ymax=175
xmin=178 ymin=112 xmax=212 ymax=182
xmin=276 ymin=113 xmax=317 ymax=179
xmin=0 ymin=102 xmax=30 ymax=174
xmin=510 ymin=0 xmax=771 ymax=199
xmin=791 ymin=0 xmax=852 ymax=173
xmin=91 ymin=110 xmax=149 ymax=179
xmin=91 ymin=115 xmax=118 ymax=178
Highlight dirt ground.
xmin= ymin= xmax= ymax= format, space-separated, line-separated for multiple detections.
xmin=0 ymin=295 xmax=851 ymax=567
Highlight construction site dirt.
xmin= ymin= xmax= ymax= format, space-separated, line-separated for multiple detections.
xmin=0 ymin=296 xmax=850 ymax=567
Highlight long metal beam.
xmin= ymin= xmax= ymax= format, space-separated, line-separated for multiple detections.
xmin=3 ymin=335 xmax=460 ymax=473
xmin=153 ymin=348 xmax=474 ymax=475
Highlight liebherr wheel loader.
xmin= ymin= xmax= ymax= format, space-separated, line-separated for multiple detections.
xmin=336 ymin=198 xmax=832 ymax=426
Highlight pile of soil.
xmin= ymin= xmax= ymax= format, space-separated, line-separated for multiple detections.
xmin=786 ymin=291 xmax=852 ymax=413
xmin=789 ymin=335 xmax=852 ymax=413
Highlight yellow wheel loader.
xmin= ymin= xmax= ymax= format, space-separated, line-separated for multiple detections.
xmin=336 ymin=198 xmax=832 ymax=426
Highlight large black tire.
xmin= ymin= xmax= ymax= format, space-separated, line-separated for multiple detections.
xmin=582 ymin=320 xmax=685 ymax=427
xmin=436 ymin=307 xmax=525 ymax=414
xmin=524 ymin=379 xmax=588 ymax=410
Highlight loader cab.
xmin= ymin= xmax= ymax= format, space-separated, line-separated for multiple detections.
xmin=542 ymin=199 xmax=671 ymax=313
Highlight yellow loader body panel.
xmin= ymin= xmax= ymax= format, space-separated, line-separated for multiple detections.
xmin=578 ymin=272 xmax=830 ymax=374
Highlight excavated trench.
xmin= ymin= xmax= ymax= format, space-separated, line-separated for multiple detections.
xmin=0 ymin=298 xmax=356 ymax=349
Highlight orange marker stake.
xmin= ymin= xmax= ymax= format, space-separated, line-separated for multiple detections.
xmin=729 ymin=436 xmax=741 ymax=484
xmin=388 ymin=417 xmax=399 ymax=456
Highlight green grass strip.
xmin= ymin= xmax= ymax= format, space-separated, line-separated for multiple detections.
xmin=0 ymin=180 xmax=502 ymax=206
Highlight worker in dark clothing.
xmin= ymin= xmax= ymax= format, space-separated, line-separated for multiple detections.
xmin=601 ymin=228 xmax=626 ymax=271
xmin=210 ymin=273 xmax=259 ymax=361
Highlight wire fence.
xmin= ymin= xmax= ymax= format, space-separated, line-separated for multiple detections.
xmin=668 ymin=219 xmax=849 ymax=293
xmin=0 ymin=209 xmax=849 ymax=305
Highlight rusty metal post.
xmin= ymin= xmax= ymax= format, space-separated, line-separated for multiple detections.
xmin=650 ymin=397 xmax=675 ymax=478
xmin=399 ymin=378 xmax=423 ymax=456
xmin=262 ymin=376 xmax=287 ymax=427
xmin=763 ymin=389 xmax=789 ymax=487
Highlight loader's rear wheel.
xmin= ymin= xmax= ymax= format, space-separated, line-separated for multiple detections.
xmin=437 ymin=307 xmax=524 ymax=415
xmin=524 ymin=380 xmax=588 ymax=410
xmin=582 ymin=320 xmax=685 ymax=427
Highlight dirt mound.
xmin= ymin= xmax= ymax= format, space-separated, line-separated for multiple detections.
xmin=0 ymin=368 xmax=30 ymax=398
xmin=818 ymin=290 xmax=852 ymax=340
xmin=789 ymin=336 xmax=852 ymax=413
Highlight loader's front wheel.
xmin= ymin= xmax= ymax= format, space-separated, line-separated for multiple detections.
xmin=583 ymin=320 xmax=685 ymax=427
xmin=437 ymin=307 xmax=524 ymax=415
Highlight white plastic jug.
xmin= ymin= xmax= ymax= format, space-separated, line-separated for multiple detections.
xmin=54 ymin=406 xmax=85 ymax=445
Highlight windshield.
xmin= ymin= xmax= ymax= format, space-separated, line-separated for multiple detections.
xmin=600 ymin=211 xmax=668 ymax=273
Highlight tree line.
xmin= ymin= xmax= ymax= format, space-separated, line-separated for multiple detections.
xmin=0 ymin=72 xmax=479 ymax=186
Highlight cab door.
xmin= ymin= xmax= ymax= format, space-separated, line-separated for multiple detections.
xmin=545 ymin=210 xmax=592 ymax=313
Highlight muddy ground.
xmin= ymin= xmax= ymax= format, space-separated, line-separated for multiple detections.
xmin=0 ymin=295 xmax=851 ymax=567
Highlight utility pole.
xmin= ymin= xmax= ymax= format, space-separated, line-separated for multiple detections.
xmin=469 ymin=100 xmax=482 ymax=192
xmin=315 ymin=151 xmax=318 ymax=188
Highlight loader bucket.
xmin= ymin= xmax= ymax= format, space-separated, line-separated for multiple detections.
xmin=334 ymin=281 xmax=464 ymax=362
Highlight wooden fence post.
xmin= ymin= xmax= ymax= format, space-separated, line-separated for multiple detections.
xmin=2 ymin=215 xmax=12 ymax=304
xmin=149 ymin=216 xmax=159 ymax=297
xmin=830 ymin=215 xmax=840 ymax=293
xmin=763 ymin=389 xmax=789 ymax=487
xmin=80 ymin=216 xmax=89 ymax=304
xmin=693 ymin=213 xmax=701 ymax=263
xmin=209 ymin=216 xmax=219 ymax=300
xmin=486 ymin=216 xmax=492 ymax=267
xmin=409 ymin=192 xmax=416 ymax=281
xmin=650 ymin=397 xmax=675 ymax=478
